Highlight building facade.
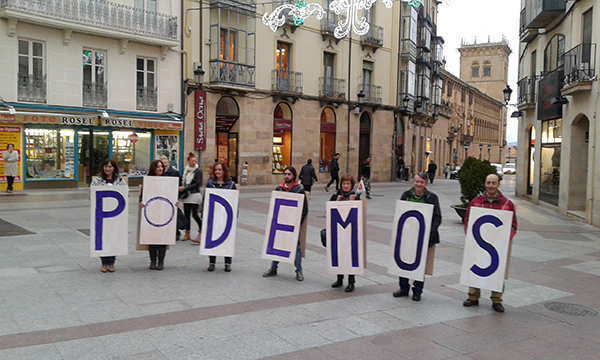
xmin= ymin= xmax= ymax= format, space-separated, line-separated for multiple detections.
xmin=0 ymin=0 xmax=182 ymax=190
xmin=181 ymin=0 xmax=447 ymax=185
xmin=516 ymin=0 xmax=598 ymax=224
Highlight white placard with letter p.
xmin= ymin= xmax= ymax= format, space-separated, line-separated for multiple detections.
xmin=199 ymin=188 xmax=239 ymax=257
xmin=90 ymin=185 xmax=129 ymax=257
xmin=460 ymin=207 xmax=513 ymax=292
xmin=261 ymin=191 xmax=305 ymax=264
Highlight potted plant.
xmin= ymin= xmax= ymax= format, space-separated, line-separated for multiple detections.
xmin=451 ymin=157 xmax=497 ymax=221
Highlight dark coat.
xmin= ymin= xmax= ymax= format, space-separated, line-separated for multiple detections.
xmin=164 ymin=166 xmax=180 ymax=178
xmin=427 ymin=162 xmax=438 ymax=174
xmin=330 ymin=157 xmax=339 ymax=174
xmin=400 ymin=188 xmax=442 ymax=247
xmin=206 ymin=178 xmax=236 ymax=190
xmin=275 ymin=183 xmax=308 ymax=224
xmin=360 ymin=161 xmax=371 ymax=178
xmin=299 ymin=164 xmax=318 ymax=186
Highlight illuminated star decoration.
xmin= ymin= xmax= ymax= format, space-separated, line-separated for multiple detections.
xmin=262 ymin=0 xmax=421 ymax=39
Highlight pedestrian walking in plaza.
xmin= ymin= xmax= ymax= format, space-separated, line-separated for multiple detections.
xmin=330 ymin=174 xmax=360 ymax=292
xmin=205 ymin=161 xmax=236 ymax=272
xmin=397 ymin=156 xmax=406 ymax=181
xmin=443 ymin=163 xmax=450 ymax=179
xmin=90 ymin=158 xmax=127 ymax=273
xmin=1 ymin=144 xmax=18 ymax=193
xmin=360 ymin=156 xmax=372 ymax=199
xmin=140 ymin=160 xmax=170 ymax=270
xmin=393 ymin=172 xmax=442 ymax=301
xmin=263 ymin=166 xmax=309 ymax=281
xmin=462 ymin=174 xmax=517 ymax=313
xmin=325 ymin=153 xmax=340 ymax=192
xmin=427 ymin=160 xmax=437 ymax=184
xmin=161 ymin=156 xmax=181 ymax=241
xmin=179 ymin=152 xmax=203 ymax=242
xmin=299 ymin=159 xmax=318 ymax=193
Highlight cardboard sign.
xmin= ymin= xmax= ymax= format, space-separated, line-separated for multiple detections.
xmin=387 ymin=201 xmax=434 ymax=281
xmin=139 ymin=176 xmax=179 ymax=245
xmin=326 ymin=200 xmax=365 ymax=275
xmin=90 ymin=186 xmax=129 ymax=257
xmin=261 ymin=191 xmax=305 ymax=264
xmin=460 ymin=207 xmax=513 ymax=292
xmin=199 ymin=188 xmax=239 ymax=257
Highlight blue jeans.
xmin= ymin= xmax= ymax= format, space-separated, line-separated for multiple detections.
xmin=270 ymin=241 xmax=302 ymax=272
xmin=399 ymin=277 xmax=424 ymax=295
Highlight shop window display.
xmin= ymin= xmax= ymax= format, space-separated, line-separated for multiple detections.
xmin=112 ymin=131 xmax=151 ymax=176
xmin=25 ymin=128 xmax=75 ymax=179
xmin=539 ymin=119 xmax=561 ymax=205
xmin=273 ymin=103 xmax=292 ymax=174
xmin=319 ymin=107 xmax=336 ymax=173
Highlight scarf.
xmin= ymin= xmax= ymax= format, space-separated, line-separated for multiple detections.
xmin=279 ymin=180 xmax=299 ymax=191
xmin=183 ymin=165 xmax=198 ymax=186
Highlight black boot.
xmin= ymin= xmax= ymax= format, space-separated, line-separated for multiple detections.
xmin=149 ymin=248 xmax=157 ymax=270
xmin=156 ymin=247 xmax=166 ymax=270
xmin=345 ymin=275 xmax=355 ymax=292
xmin=332 ymin=274 xmax=343 ymax=288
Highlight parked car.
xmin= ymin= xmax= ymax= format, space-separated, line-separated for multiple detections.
xmin=503 ymin=163 xmax=516 ymax=174
xmin=491 ymin=163 xmax=504 ymax=180
xmin=450 ymin=165 xmax=461 ymax=180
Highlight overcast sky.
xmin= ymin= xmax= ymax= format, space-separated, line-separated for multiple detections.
xmin=436 ymin=0 xmax=521 ymax=144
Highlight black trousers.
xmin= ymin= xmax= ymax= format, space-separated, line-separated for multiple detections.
xmin=327 ymin=172 xmax=339 ymax=190
xmin=209 ymin=256 xmax=232 ymax=264
xmin=183 ymin=203 xmax=202 ymax=231
xmin=6 ymin=176 xmax=14 ymax=191
xmin=302 ymin=184 xmax=312 ymax=192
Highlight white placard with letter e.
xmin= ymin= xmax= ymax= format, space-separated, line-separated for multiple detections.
xmin=261 ymin=191 xmax=305 ymax=264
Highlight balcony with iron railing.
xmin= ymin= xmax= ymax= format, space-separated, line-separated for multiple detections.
xmin=18 ymin=73 xmax=46 ymax=103
xmin=358 ymin=83 xmax=382 ymax=104
xmin=360 ymin=24 xmax=383 ymax=51
xmin=320 ymin=12 xmax=340 ymax=41
xmin=0 ymin=0 xmax=178 ymax=45
xmin=562 ymin=43 xmax=596 ymax=94
xmin=82 ymin=81 xmax=107 ymax=108
xmin=271 ymin=70 xmax=302 ymax=94
xmin=319 ymin=77 xmax=345 ymax=99
xmin=517 ymin=75 xmax=537 ymax=108
xmin=209 ymin=60 xmax=255 ymax=89
xmin=136 ymin=86 xmax=157 ymax=111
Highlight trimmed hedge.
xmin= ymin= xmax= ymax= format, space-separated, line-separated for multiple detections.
xmin=457 ymin=157 xmax=497 ymax=206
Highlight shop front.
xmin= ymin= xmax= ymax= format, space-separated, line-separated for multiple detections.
xmin=0 ymin=113 xmax=182 ymax=189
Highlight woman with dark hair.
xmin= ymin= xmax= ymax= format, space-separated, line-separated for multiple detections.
xmin=91 ymin=158 xmax=127 ymax=273
xmin=204 ymin=161 xmax=236 ymax=272
xmin=140 ymin=160 xmax=169 ymax=270
xmin=2 ymin=144 xmax=18 ymax=193
xmin=393 ymin=172 xmax=442 ymax=301
xmin=179 ymin=152 xmax=203 ymax=241
xmin=330 ymin=174 xmax=360 ymax=292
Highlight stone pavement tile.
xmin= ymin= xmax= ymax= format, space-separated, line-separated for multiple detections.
xmin=276 ymin=324 xmax=332 ymax=349
xmin=0 ymin=334 xmax=27 ymax=351
xmin=369 ymin=331 xmax=438 ymax=355
xmin=318 ymin=337 xmax=402 ymax=360
xmin=408 ymin=322 xmax=469 ymax=341
xmin=0 ymin=343 xmax=63 ymax=360
xmin=113 ymin=351 xmax=169 ymax=360
xmin=201 ymin=335 xmax=263 ymax=360
xmin=54 ymin=337 xmax=112 ymax=360
xmin=159 ymin=345 xmax=217 ymax=360
xmin=507 ymin=336 xmax=571 ymax=359
xmin=235 ymin=329 xmax=299 ymax=358
xmin=299 ymin=299 xmax=353 ymax=320
xmin=357 ymin=310 xmax=413 ymax=332
xmin=435 ymin=325 xmax=533 ymax=354
xmin=98 ymin=331 xmax=158 ymax=358
xmin=264 ymin=347 xmax=333 ymax=360
xmin=336 ymin=314 xmax=387 ymax=336
xmin=305 ymin=318 xmax=362 ymax=343
xmin=466 ymin=345 xmax=536 ymax=360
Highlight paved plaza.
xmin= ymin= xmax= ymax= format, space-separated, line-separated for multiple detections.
xmin=1 ymin=175 xmax=600 ymax=359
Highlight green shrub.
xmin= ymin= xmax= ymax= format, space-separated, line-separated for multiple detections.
xmin=457 ymin=157 xmax=497 ymax=206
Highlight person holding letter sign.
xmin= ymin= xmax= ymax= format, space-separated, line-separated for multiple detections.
xmin=330 ymin=174 xmax=361 ymax=292
xmin=263 ymin=166 xmax=309 ymax=281
xmin=179 ymin=152 xmax=203 ymax=242
xmin=463 ymin=174 xmax=517 ymax=313
xmin=90 ymin=158 xmax=127 ymax=273
xmin=393 ymin=172 xmax=442 ymax=301
xmin=205 ymin=161 xmax=236 ymax=272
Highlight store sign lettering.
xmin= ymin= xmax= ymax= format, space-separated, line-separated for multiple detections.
xmin=104 ymin=119 xmax=135 ymax=127
xmin=22 ymin=115 xmax=58 ymax=123
xmin=0 ymin=114 xmax=15 ymax=121
xmin=274 ymin=120 xmax=293 ymax=131
xmin=62 ymin=117 xmax=96 ymax=125
xmin=195 ymin=90 xmax=207 ymax=151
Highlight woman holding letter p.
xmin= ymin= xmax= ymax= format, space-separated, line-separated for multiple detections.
xmin=205 ymin=161 xmax=236 ymax=272
xmin=392 ymin=172 xmax=441 ymax=301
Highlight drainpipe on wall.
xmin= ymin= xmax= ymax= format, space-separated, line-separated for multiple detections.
xmin=589 ymin=86 xmax=599 ymax=225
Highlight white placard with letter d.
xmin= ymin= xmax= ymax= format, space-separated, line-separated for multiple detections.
xmin=326 ymin=200 xmax=365 ymax=275
xmin=139 ymin=176 xmax=179 ymax=245
xmin=90 ymin=186 xmax=129 ymax=257
xmin=460 ymin=207 xmax=513 ymax=292
xmin=199 ymin=188 xmax=239 ymax=257
xmin=387 ymin=201 xmax=433 ymax=281
xmin=261 ymin=191 xmax=305 ymax=264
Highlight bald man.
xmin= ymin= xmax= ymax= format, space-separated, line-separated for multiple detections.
xmin=462 ymin=174 xmax=517 ymax=313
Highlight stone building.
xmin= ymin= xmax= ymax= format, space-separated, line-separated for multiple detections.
xmin=515 ymin=0 xmax=599 ymax=225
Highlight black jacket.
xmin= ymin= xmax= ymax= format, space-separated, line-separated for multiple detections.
xmin=329 ymin=189 xmax=361 ymax=201
xmin=276 ymin=183 xmax=308 ymax=224
xmin=206 ymin=178 xmax=236 ymax=190
xmin=400 ymin=188 xmax=442 ymax=247
xmin=427 ymin=163 xmax=438 ymax=174
xmin=330 ymin=157 xmax=339 ymax=174
xmin=164 ymin=166 xmax=180 ymax=178
xmin=360 ymin=161 xmax=371 ymax=178
xmin=299 ymin=164 xmax=318 ymax=186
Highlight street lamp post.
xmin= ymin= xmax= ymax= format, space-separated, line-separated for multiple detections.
xmin=499 ymin=145 xmax=504 ymax=163
xmin=464 ymin=142 xmax=470 ymax=161
xmin=479 ymin=143 xmax=483 ymax=160
xmin=488 ymin=144 xmax=491 ymax=161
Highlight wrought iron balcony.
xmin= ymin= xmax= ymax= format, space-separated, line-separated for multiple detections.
xmin=18 ymin=73 xmax=46 ymax=103
xmin=517 ymin=76 xmax=537 ymax=105
xmin=358 ymin=84 xmax=382 ymax=104
xmin=209 ymin=60 xmax=255 ymax=89
xmin=271 ymin=70 xmax=302 ymax=94
xmin=319 ymin=77 xmax=345 ymax=99
xmin=562 ymin=43 xmax=596 ymax=89
xmin=0 ymin=0 xmax=178 ymax=42
xmin=82 ymin=80 xmax=107 ymax=108
xmin=360 ymin=24 xmax=383 ymax=51
xmin=136 ymin=86 xmax=157 ymax=111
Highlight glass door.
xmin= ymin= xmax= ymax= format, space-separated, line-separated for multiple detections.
xmin=78 ymin=130 xmax=110 ymax=187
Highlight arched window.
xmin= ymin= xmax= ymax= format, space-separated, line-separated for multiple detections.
xmin=272 ymin=103 xmax=293 ymax=174
xmin=543 ymin=34 xmax=565 ymax=72
xmin=483 ymin=61 xmax=491 ymax=77
xmin=471 ymin=61 xmax=479 ymax=77
xmin=215 ymin=96 xmax=240 ymax=180
xmin=319 ymin=107 xmax=336 ymax=173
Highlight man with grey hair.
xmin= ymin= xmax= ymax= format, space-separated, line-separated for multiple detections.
xmin=160 ymin=156 xmax=180 ymax=178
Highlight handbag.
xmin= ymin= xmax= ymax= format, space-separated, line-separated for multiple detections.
xmin=320 ymin=228 xmax=327 ymax=247
xmin=179 ymin=189 xmax=190 ymax=200
xmin=177 ymin=208 xmax=189 ymax=230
